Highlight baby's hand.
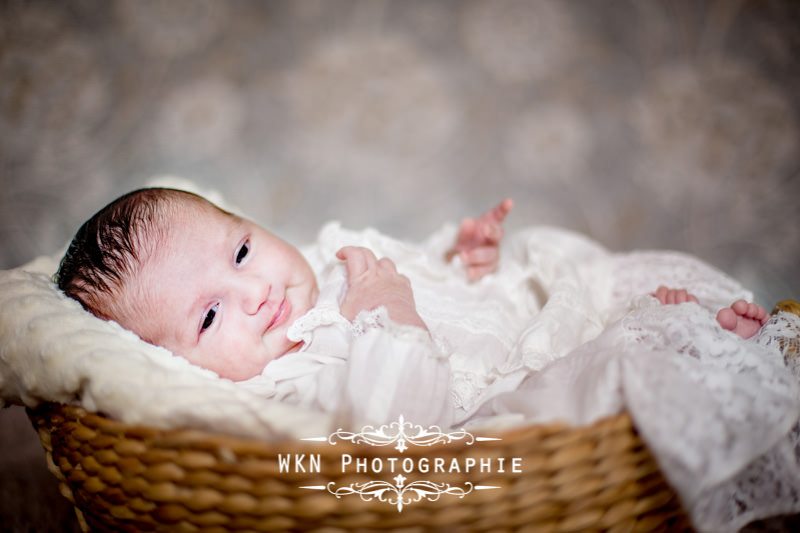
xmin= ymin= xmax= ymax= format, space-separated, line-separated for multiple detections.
xmin=447 ymin=198 xmax=513 ymax=280
xmin=336 ymin=246 xmax=428 ymax=331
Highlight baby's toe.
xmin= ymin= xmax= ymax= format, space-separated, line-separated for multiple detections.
xmin=653 ymin=286 xmax=669 ymax=305
xmin=753 ymin=303 xmax=769 ymax=324
xmin=717 ymin=308 xmax=737 ymax=331
xmin=731 ymin=300 xmax=750 ymax=315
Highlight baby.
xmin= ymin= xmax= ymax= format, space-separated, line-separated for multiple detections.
xmin=57 ymin=187 xmax=769 ymax=385
xmin=56 ymin=188 xmax=510 ymax=381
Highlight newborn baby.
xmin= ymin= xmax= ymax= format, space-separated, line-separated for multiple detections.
xmin=55 ymin=187 xmax=768 ymax=424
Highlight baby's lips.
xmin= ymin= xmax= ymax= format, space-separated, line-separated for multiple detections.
xmin=264 ymin=297 xmax=290 ymax=333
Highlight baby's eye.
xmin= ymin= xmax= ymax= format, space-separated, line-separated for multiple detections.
xmin=236 ymin=241 xmax=250 ymax=265
xmin=201 ymin=304 xmax=219 ymax=332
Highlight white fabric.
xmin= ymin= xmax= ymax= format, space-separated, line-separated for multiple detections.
xmin=1 ymin=222 xmax=799 ymax=531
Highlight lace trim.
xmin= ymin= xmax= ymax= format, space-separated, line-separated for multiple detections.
xmin=450 ymin=370 xmax=483 ymax=410
xmin=351 ymin=306 xmax=449 ymax=358
xmin=287 ymin=305 xmax=350 ymax=344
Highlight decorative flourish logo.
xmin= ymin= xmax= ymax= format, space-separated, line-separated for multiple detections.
xmin=294 ymin=415 xmax=518 ymax=512
xmin=309 ymin=414 xmax=487 ymax=452
xmin=326 ymin=477 xmax=475 ymax=512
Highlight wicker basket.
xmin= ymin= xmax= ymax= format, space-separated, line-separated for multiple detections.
xmin=27 ymin=403 xmax=691 ymax=532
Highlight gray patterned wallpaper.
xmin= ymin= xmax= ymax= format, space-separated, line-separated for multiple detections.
xmin=1 ymin=2 xmax=799 ymax=531
xmin=2 ymin=0 xmax=799 ymax=305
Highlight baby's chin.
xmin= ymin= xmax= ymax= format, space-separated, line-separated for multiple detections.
xmin=261 ymin=324 xmax=302 ymax=362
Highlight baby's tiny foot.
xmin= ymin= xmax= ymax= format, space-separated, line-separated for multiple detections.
xmin=716 ymin=300 xmax=769 ymax=339
xmin=653 ymin=286 xmax=699 ymax=305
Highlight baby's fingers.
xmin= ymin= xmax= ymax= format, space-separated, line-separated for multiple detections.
xmin=479 ymin=219 xmax=505 ymax=245
xmin=475 ymin=198 xmax=512 ymax=244
xmin=465 ymin=263 xmax=497 ymax=281
xmin=485 ymin=198 xmax=513 ymax=225
xmin=455 ymin=218 xmax=480 ymax=246
xmin=460 ymin=246 xmax=499 ymax=268
xmin=377 ymin=257 xmax=398 ymax=273
xmin=336 ymin=246 xmax=378 ymax=280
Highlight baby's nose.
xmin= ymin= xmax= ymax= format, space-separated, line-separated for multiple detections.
xmin=236 ymin=275 xmax=270 ymax=315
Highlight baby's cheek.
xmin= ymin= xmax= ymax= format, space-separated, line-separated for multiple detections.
xmin=180 ymin=349 xmax=219 ymax=375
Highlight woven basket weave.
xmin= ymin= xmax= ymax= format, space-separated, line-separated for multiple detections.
xmin=27 ymin=403 xmax=691 ymax=532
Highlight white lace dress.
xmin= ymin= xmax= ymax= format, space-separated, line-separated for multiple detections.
xmin=239 ymin=221 xmax=800 ymax=531
xmin=242 ymin=222 xmax=620 ymax=427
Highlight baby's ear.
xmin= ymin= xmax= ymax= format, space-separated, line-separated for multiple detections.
xmin=145 ymin=175 xmax=244 ymax=216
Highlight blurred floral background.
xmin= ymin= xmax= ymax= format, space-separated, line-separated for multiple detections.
xmin=1 ymin=0 xmax=798 ymax=530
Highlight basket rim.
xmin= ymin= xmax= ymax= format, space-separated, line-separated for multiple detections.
xmin=27 ymin=401 xmax=639 ymax=452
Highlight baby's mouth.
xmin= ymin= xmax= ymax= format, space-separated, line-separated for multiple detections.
xmin=265 ymin=298 xmax=289 ymax=333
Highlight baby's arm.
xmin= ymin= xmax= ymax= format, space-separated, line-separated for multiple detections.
xmin=336 ymin=246 xmax=428 ymax=331
xmin=446 ymin=198 xmax=513 ymax=280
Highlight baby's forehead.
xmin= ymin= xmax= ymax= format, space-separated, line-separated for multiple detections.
xmin=159 ymin=195 xmax=231 ymax=229
xmin=124 ymin=201 xmax=221 ymax=334
xmin=167 ymin=193 xmax=219 ymax=216
xmin=150 ymin=197 xmax=236 ymax=252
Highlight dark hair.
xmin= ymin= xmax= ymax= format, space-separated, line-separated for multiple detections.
xmin=55 ymin=187 xmax=202 ymax=320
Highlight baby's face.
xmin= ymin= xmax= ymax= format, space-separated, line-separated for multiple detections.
xmin=120 ymin=200 xmax=319 ymax=381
